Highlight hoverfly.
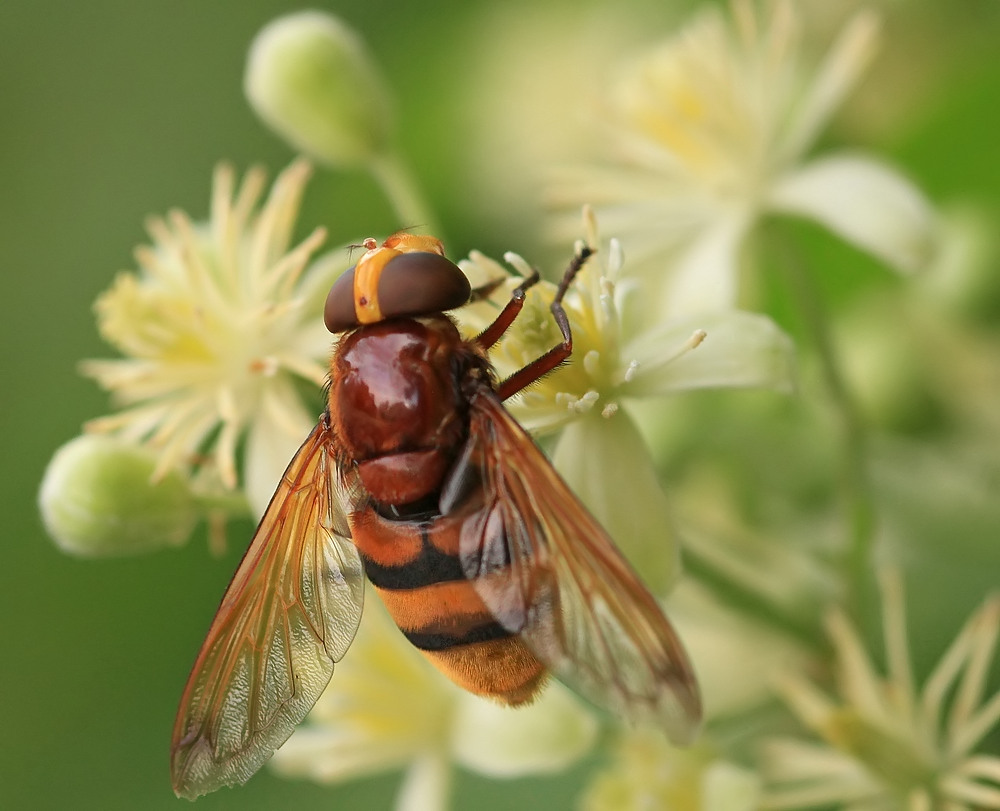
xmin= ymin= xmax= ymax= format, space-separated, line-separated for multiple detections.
xmin=170 ymin=233 xmax=701 ymax=799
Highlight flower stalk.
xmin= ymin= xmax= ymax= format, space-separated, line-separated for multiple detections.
xmin=682 ymin=550 xmax=828 ymax=655
xmin=769 ymin=223 xmax=875 ymax=620
xmin=370 ymin=151 xmax=443 ymax=237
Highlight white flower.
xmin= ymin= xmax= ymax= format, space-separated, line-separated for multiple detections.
xmin=581 ymin=727 xmax=762 ymax=811
xmin=270 ymin=595 xmax=598 ymax=811
xmin=669 ymin=578 xmax=813 ymax=723
xmin=455 ymin=220 xmax=794 ymax=591
xmin=549 ymin=0 xmax=938 ymax=318
xmin=81 ymin=161 xmax=339 ymax=515
xmin=761 ymin=570 xmax=1000 ymax=810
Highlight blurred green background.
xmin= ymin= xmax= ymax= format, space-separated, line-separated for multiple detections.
xmin=4 ymin=1 xmax=1000 ymax=809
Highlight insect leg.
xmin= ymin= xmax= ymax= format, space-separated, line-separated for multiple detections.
xmin=473 ymin=267 xmax=542 ymax=351
xmin=467 ymin=276 xmax=511 ymax=304
xmin=496 ymin=244 xmax=593 ymax=401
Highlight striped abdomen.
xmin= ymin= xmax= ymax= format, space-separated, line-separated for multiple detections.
xmin=350 ymin=505 xmax=546 ymax=705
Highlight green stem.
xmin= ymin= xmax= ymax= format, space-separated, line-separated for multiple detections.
xmin=773 ymin=228 xmax=876 ymax=620
xmin=194 ymin=489 xmax=252 ymax=518
xmin=684 ymin=551 xmax=828 ymax=655
xmin=194 ymin=489 xmax=252 ymax=558
xmin=369 ymin=150 xmax=442 ymax=237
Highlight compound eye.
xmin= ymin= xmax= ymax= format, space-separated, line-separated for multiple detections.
xmin=323 ymin=251 xmax=471 ymax=334
xmin=324 ymin=264 xmax=360 ymax=333
xmin=376 ymin=252 xmax=471 ymax=322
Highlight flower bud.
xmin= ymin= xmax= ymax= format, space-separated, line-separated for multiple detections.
xmin=39 ymin=434 xmax=197 ymax=557
xmin=245 ymin=11 xmax=392 ymax=168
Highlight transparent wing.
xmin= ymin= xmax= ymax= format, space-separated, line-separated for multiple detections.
xmin=459 ymin=393 xmax=702 ymax=744
xmin=170 ymin=417 xmax=366 ymax=799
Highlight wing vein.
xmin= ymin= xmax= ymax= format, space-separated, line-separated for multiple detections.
xmin=464 ymin=391 xmax=702 ymax=742
xmin=170 ymin=419 xmax=366 ymax=800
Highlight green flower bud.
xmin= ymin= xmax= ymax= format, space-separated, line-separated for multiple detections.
xmin=245 ymin=11 xmax=392 ymax=168
xmin=39 ymin=434 xmax=198 ymax=557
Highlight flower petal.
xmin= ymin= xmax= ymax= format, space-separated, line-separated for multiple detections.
xmin=769 ymin=153 xmax=939 ymax=274
xmin=622 ymin=310 xmax=795 ymax=398
xmin=269 ymin=726 xmax=412 ymax=783
xmin=668 ymin=580 xmax=809 ymax=719
xmin=777 ymin=10 xmax=881 ymax=163
xmin=552 ymin=411 xmax=680 ymax=593
xmin=450 ymin=683 xmax=598 ymax=777
xmin=702 ymin=760 xmax=762 ymax=811
xmin=270 ymin=600 xmax=456 ymax=785
xmin=297 ymin=246 xmax=353 ymax=321
xmin=655 ymin=213 xmax=750 ymax=319
xmin=396 ymin=755 xmax=451 ymax=811
xmin=243 ymin=379 xmax=320 ymax=517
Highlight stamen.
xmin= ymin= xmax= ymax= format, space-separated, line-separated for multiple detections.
xmin=554 ymin=390 xmax=599 ymax=414
xmin=249 ymin=356 xmax=279 ymax=376
xmin=582 ymin=204 xmax=599 ymax=251
xmin=651 ymin=329 xmax=708 ymax=372
xmin=502 ymin=251 xmax=535 ymax=280
xmin=265 ymin=226 xmax=327 ymax=300
xmin=607 ymin=238 xmax=625 ymax=278
xmin=573 ymin=390 xmax=600 ymax=413
xmin=687 ymin=329 xmax=708 ymax=350
xmin=207 ymin=511 xmax=228 ymax=558
xmin=217 ymin=386 xmax=238 ymax=422
xmin=583 ymin=350 xmax=601 ymax=377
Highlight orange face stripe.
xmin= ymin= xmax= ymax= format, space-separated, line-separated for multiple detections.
xmin=352 ymin=245 xmax=391 ymax=325
xmin=383 ymin=233 xmax=445 ymax=255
